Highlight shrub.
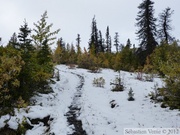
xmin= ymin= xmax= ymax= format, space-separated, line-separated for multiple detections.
xmin=17 ymin=96 xmax=28 ymax=109
xmin=111 ymin=84 xmax=124 ymax=92
xmin=111 ymin=76 xmax=124 ymax=92
xmin=89 ymin=66 xmax=102 ymax=73
xmin=145 ymin=74 xmax=154 ymax=82
xmin=93 ymin=77 xmax=105 ymax=87
xmin=149 ymin=83 xmax=159 ymax=101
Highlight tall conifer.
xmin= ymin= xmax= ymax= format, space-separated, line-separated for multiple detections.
xmin=114 ymin=32 xmax=120 ymax=53
xmin=136 ymin=0 xmax=157 ymax=65
xmin=158 ymin=7 xmax=174 ymax=44
xmin=89 ymin=16 xmax=99 ymax=54
xmin=106 ymin=26 xmax=111 ymax=53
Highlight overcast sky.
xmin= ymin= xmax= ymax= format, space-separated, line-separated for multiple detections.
xmin=0 ymin=0 xmax=180 ymax=50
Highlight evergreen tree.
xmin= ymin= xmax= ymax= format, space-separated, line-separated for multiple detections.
xmin=106 ymin=26 xmax=111 ymax=53
xmin=37 ymin=39 xmax=52 ymax=66
xmin=66 ymin=43 xmax=71 ymax=53
xmin=158 ymin=7 xmax=174 ymax=44
xmin=58 ymin=37 xmax=66 ymax=50
xmin=136 ymin=0 xmax=157 ymax=65
xmin=76 ymin=34 xmax=81 ymax=54
xmin=75 ymin=34 xmax=84 ymax=66
xmin=109 ymin=36 xmax=112 ymax=52
xmin=114 ymin=32 xmax=120 ymax=53
xmin=17 ymin=20 xmax=33 ymax=64
xmin=126 ymin=38 xmax=132 ymax=48
xmin=128 ymin=87 xmax=135 ymax=101
xmin=98 ymin=30 xmax=105 ymax=52
xmin=18 ymin=20 xmax=32 ymax=51
xmin=17 ymin=20 xmax=36 ymax=100
xmin=35 ymin=38 xmax=54 ymax=91
xmin=89 ymin=16 xmax=99 ymax=54
xmin=8 ymin=33 xmax=19 ymax=49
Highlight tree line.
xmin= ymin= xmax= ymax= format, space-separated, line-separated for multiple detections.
xmin=53 ymin=0 xmax=175 ymax=70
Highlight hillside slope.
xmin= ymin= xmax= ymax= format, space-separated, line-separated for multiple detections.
xmin=0 ymin=65 xmax=179 ymax=135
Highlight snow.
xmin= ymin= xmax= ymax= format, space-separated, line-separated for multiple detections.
xmin=0 ymin=65 xmax=179 ymax=135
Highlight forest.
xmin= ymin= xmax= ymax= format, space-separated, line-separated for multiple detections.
xmin=0 ymin=0 xmax=180 ymax=123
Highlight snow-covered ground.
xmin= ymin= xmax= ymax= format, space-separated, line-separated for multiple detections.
xmin=0 ymin=65 xmax=179 ymax=135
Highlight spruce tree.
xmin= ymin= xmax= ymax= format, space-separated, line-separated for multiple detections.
xmin=158 ymin=7 xmax=174 ymax=44
xmin=76 ymin=34 xmax=81 ymax=55
xmin=128 ymin=87 xmax=135 ymax=101
xmin=126 ymin=38 xmax=132 ymax=48
xmin=114 ymin=32 xmax=120 ymax=53
xmin=89 ymin=16 xmax=99 ymax=54
xmin=58 ymin=37 xmax=66 ymax=50
xmin=18 ymin=20 xmax=32 ymax=51
xmin=98 ymin=30 xmax=105 ymax=52
xmin=37 ymin=38 xmax=52 ymax=66
xmin=106 ymin=26 xmax=111 ymax=53
xmin=8 ymin=33 xmax=19 ymax=49
xmin=136 ymin=0 xmax=157 ymax=65
xmin=17 ymin=20 xmax=36 ymax=100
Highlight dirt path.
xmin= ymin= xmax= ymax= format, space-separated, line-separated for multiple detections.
xmin=65 ymin=72 xmax=87 ymax=135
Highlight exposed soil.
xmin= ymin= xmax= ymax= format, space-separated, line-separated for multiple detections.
xmin=65 ymin=72 xmax=87 ymax=135
xmin=0 ymin=125 xmax=17 ymax=135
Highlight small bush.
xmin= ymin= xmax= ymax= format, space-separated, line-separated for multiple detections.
xmin=148 ymin=83 xmax=163 ymax=103
xmin=16 ymin=96 xmax=28 ymax=109
xmin=111 ymin=77 xmax=124 ymax=92
xmin=128 ymin=87 xmax=135 ymax=101
xmin=90 ymin=67 xmax=102 ymax=73
xmin=68 ymin=64 xmax=76 ymax=69
xmin=145 ymin=74 xmax=154 ymax=82
xmin=93 ymin=77 xmax=105 ymax=87
xmin=111 ymin=84 xmax=124 ymax=92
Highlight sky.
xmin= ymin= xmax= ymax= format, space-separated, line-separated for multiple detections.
xmin=0 ymin=0 xmax=180 ymax=50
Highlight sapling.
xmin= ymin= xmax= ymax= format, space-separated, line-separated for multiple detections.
xmin=111 ymin=71 xmax=124 ymax=92
xmin=128 ymin=87 xmax=135 ymax=101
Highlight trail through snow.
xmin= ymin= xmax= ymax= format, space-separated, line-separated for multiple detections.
xmin=0 ymin=65 xmax=179 ymax=135
xmin=65 ymin=72 xmax=87 ymax=135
